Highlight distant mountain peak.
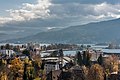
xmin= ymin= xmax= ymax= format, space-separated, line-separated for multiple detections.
xmin=3 ymin=18 xmax=120 ymax=44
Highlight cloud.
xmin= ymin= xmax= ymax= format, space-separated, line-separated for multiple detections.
xmin=85 ymin=3 xmax=120 ymax=22
xmin=51 ymin=0 xmax=120 ymax=4
xmin=0 ymin=0 xmax=51 ymax=23
xmin=0 ymin=0 xmax=120 ymax=25
xmin=11 ymin=0 xmax=51 ymax=20
xmin=0 ymin=17 xmax=12 ymax=24
xmin=49 ymin=2 xmax=120 ymax=25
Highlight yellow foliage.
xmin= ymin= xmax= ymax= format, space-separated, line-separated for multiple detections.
xmin=1 ymin=59 xmax=7 ymax=65
xmin=34 ymin=77 xmax=41 ymax=80
xmin=33 ymin=54 xmax=42 ymax=68
xmin=0 ymin=72 xmax=8 ymax=80
xmin=88 ymin=64 xmax=104 ymax=80
xmin=24 ymin=57 xmax=29 ymax=64
xmin=104 ymin=55 xmax=119 ymax=72
xmin=10 ymin=57 xmax=23 ymax=72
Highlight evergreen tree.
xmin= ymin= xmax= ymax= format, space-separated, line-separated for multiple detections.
xmin=86 ymin=53 xmax=91 ymax=67
xmin=97 ymin=54 xmax=103 ymax=65
xmin=82 ymin=51 xmax=87 ymax=66
xmin=50 ymin=51 xmax=59 ymax=57
xmin=82 ymin=50 xmax=92 ymax=67
xmin=23 ymin=63 xmax=27 ymax=80
xmin=59 ymin=49 xmax=64 ymax=57
xmin=22 ymin=49 xmax=31 ymax=59
xmin=77 ymin=51 xmax=83 ymax=66
xmin=22 ymin=49 xmax=30 ymax=57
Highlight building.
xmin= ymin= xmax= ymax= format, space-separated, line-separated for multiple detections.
xmin=70 ymin=65 xmax=86 ymax=80
xmin=46 ymin=70 xmax=62 ymax=80
xmin=42 ymin=57 xmax=73 ymax=74
xmin=101 ymin=49 xmax=120 ymax=59
xmin=45 ymin=61 xmax=60 ymax=74
xmin=0 ymin=50 xmax=15 ymax=57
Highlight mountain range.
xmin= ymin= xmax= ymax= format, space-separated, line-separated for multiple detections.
xmin=2 ymin=18 xmax=120 ymax=44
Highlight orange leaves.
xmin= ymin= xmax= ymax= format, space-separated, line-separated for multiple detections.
xmin=88 ymin=64 xmax=104 ymax=80
xmin=10 ymin=57 xmax=23 ymax=72
xmin=0 ymin=72 xmax=8 ymax=80
xmin=104 ymin=55 xmax=119 ymax=73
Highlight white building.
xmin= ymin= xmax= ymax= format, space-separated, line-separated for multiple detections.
xmin=44 ymin=61 xmax=60 ymax=74
xmin=42 ymin=57 xmax=73 ymax=74
xmin=0 ymin=50 xmax=15 ymax=57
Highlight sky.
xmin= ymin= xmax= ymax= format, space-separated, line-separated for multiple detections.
xmin=0 ymin=0 xmax=120 ymax=25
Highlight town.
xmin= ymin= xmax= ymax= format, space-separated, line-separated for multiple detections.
xmin=0 ymin=42 xmax=120 ymax=80
xmin=0 ymin=0 xmax=120 ymax=80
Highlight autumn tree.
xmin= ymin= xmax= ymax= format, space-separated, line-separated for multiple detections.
xmin=10 ymin=57 xmax=23 ymax=80
xmin=23 ymin=57 xmax=35 ymax=80
xmin=0 ymin=72 xmax=8 ymax=80
xmin=103 ymin=55 xmax=119 ymax=73
xmin=88 ymin=64 xmax=104 ymax=80
xmin=32 ymin=54 xmax=42 ymax=78
xmin=82 ymin=66 xmax=88 ymax=80
xmin=0 ymin=60 xmax=8 ymax=80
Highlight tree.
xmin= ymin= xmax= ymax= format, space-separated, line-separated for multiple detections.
xmin=32 ymin=54 xmax=42 ymax=78
xmin=10 ymin=57 xmax=23 ymax=79
xmin=22 ymin=49 xmax=30 ymax=57
xmin=86 ymin=52 xmax=92 ymax=67
xmin=50 ymin=50 xmax=58 ymax=57
xmin=13 ymin=46 xmax=20 ymax=53
xmin=103 ymin=55 xmax=119 ymax=73
xmin=82 ymin=66 xmax=88 ymax=79
xmin=59 ymin=49 xmax=64 ymax=57
xmin=58 ymin=49 xmax=64 ymax=70
xmin=97 ymin=54 xmax=103 ymax=65
xmin=0 ymin=61 xmax=8 ymax=80
xmin=82 ymin=50 xmax=92 ymax=67
xmin=77 ymin=51 xmax=83 ymax=66
xmin=5 ymin=44 xmax=10 ymax=49
xmin=88 ymin=64 xmax=104 ymax=80
xmin=23 ymin=63 xmax=27 ymax=80
xmin=0 ymin=72 xmax=8 ymax=80
xmin=82 ymin=51 xmax=87 ymax=66
xmin=1 ymin=45 xmax=5 ymax=50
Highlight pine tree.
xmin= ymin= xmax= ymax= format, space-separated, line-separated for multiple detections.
xmin=82 ymin=51 xmax=87 ymax=66
xmin=77 ymin=51 xmax=83 ymax=66
xmin=23 ymin=63 xmax=27 ymax=80
xmin=97 ymin=54 xmax=103 ymax=65
xmin=82 ymin=50 xmax=92 ymax=67
xmin=86 ymin=53 xmax=91 ymax=67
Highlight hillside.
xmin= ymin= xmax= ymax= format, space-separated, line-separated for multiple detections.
xmin=5 ymin=18 xmax=120 ymax=44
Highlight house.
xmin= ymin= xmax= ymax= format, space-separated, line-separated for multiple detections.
xmin=46 ymin=70 xmax=73 ymax=80
xmin=0 ymin=50 xmax=15 ymax=57
xmin=109 ymin=73 xmax=118 ymax=80
xmin=42 ymin=57 xmax=73 ymax=74
xmin=44 ymin=61 xmax=60 ymax=74
xmin=101 ymin=49 xmax=120 ymax=59
xmin=46 ymin=70 xmax=62 ymax=80
xmin=70 ymin=65 xmax=86 ymax=80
